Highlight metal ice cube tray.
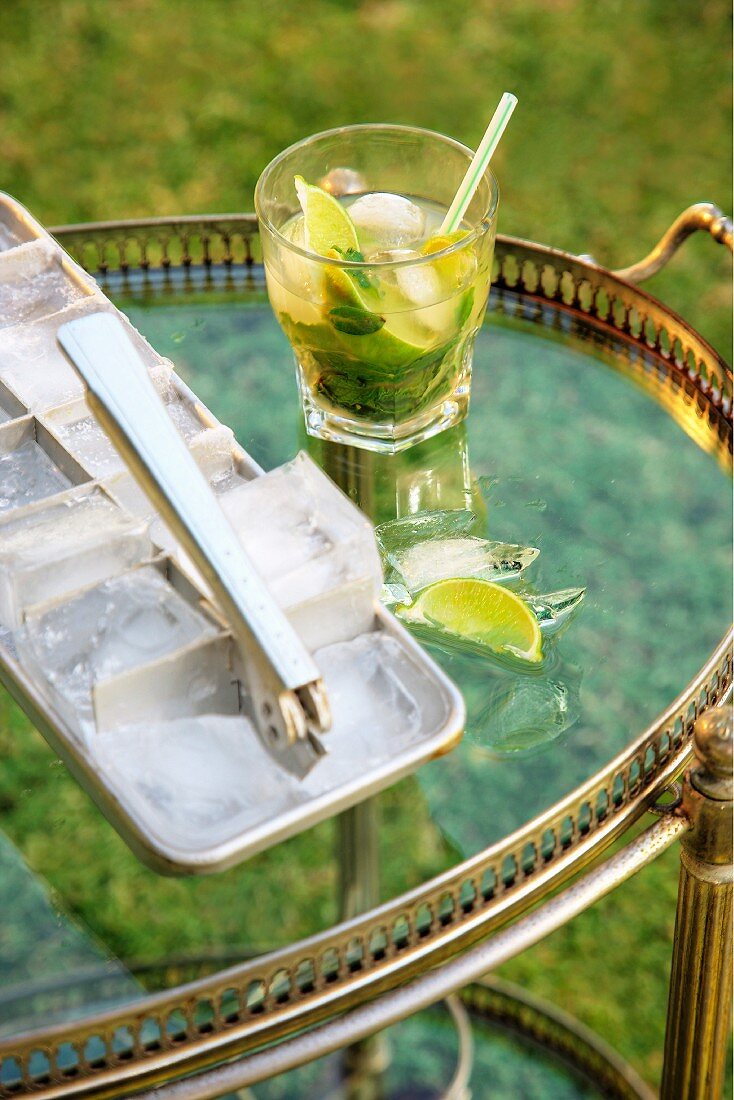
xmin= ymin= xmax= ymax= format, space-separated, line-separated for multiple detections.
xmin=0 ymin=193 xmax=465 ymax=875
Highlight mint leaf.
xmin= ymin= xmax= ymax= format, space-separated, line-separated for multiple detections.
xmin=332 ymin=246 xmax=379 ymax=293
xmin=328 ymin=305 xmax=385 ymax=336
xmin=333 ymin=246 xmax=365 ymax=263
xmin=456 ymin=286 xmax=475 ymax=328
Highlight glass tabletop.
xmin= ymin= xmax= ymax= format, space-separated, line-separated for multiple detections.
xmin=0 ymin=273 xmax=730 ymax=1034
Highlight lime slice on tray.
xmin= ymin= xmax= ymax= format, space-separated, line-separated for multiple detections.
xmin=397 ymin=578 xmax=543 ymax=664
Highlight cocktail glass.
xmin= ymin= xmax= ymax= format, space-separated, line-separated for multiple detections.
xmin=256 ymin=125 xmax=499 ymax=454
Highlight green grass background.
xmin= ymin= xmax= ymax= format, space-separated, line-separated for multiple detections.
xmin=0 ymin=0 xmax=731 ymax=1092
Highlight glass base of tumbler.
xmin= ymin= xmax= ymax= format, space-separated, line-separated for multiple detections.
xmin=302 ymin=393 xmax=470 ymax=455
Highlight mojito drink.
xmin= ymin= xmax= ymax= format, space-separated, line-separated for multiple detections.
xmin=256 ymin=126 xmax=499 ymax=453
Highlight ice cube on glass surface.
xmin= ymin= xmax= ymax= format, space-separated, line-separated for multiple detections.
xmin=387 ymin=536 xmax=539 ymax=597
xmin=525 ymin=587 xmax=586 ymax=633
xmin=15 ymin=566 xmax=215 ymax=736
xmin=219 ymin=451 xmax=382 ymax=612
xmin=376 ymin=509 xmax=478 ymax=553
xmin=470 ymin=671 xmax=580 ymax=756
xmin=92 ymin=715 xmax=295 ymax=850
xmin=0 ymin=437 xmax=71 ymax=515
xmin=348 ymin=193 xmax=426 ymax=249
xmin=380 ymin=579 xmax=412 ymax=609
xmin=0 ymin=241 xmax=89 ymax=329
xmin=0 ymin=487 xmax=151 ymax=628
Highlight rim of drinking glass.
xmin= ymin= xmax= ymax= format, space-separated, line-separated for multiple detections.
xmin=254 ymin=123 xmax=500 ymax=271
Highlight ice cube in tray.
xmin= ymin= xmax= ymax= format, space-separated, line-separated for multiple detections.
xmin=91 ymin=629 xmax=449 ymax=852
xmin=300 ymin=631 xmax=435 ymax=794
xmin=0 ymin=378 xmax=25 ymax=425
xmin=15 ymin=565 xmax=216 ymax=737
xmin=111 ymin=449 xmax=383 ymax=648
xmin=93 ymin=714 xmax=295 ymax=849
xmin=0 ymin=486 xmax=151 ymax=628
xmin=192 ymin=425 xmax=250 ymax=494
xmin=46 ymin=404 xmax=124 ymax=477
xmin=0 ymin=240 xmax=90 ymax=330
xmin=0 ymin=297 xmax=166 ymax=414
xmin=220 ymin=450 xmax=382 ymax=614
xmin=102 ymin=425 xmax=247 ymax=566
xmin=0 ymin=224 xmax=21 ymax=251
xmin=151 ymin=366 xmax=208 ymax=444
xmin=46 ymin=367 xmax=206 ymax=478
xmin=0 ymin=433 xmax=72 ymax=514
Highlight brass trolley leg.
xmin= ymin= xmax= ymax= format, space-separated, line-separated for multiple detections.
xmin=661 ymin=706 xmax=733 ymax=1100
xmin=338 ymin=799 xmax=388 ymax=1097
xmin=338 ymin=798 xmax=381 ymax=921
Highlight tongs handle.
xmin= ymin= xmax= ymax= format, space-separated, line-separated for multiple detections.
xmin=58 ymin=312 xmax=329 ymax=777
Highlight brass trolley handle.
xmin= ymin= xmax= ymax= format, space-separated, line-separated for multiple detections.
xmin=613 ymin=202 xmax=733 ymax=284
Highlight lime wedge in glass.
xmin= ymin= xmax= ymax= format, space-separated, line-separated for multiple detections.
xmin=295 ymin=175 xmax=361 ymax=256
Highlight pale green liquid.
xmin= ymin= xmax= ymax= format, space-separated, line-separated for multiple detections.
xmin=270 ymin=197 xmax=490 ymax=428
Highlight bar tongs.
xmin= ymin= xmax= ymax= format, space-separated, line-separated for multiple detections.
xmin=58 ymin=311 xmax=329 ymax=778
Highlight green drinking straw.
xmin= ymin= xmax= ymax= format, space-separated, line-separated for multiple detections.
xmin=439 ymin=91 xmax=518 ymax=235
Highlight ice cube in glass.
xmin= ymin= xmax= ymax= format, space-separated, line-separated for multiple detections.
xmin=347 ymin=192 xmax=426 ymax=249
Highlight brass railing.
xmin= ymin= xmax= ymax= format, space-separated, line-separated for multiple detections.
xmin=0 ymin=210 xmax=729 ymax=1098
